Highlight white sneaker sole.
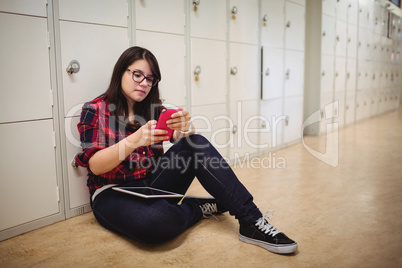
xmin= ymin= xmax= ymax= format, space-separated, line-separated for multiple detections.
xmin=239 ymin=234 xmax=298 ymax=254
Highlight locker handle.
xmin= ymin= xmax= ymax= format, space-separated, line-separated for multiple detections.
xmin=66 ymin=60 xmax=80 ymax=74
xmin=193 ymin=0 xmax=200 ymax=7
xmin=232 ymin=125 xmax=238 ymax=134
xmin=286 ymin=21 xmax=291 ymax=28
xmin=265 ymin=68 xmax=270 ymax=76
xmin=286 ymin=69 xmax=290 ymax=79
xmin=231 ymin=67 xmax=238 ymax=75
xmin=322 ymin=31 xmax=326 ymax=36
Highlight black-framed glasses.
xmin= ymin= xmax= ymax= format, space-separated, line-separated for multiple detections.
xmin=127 ymin=69 xmax=159 ymax=87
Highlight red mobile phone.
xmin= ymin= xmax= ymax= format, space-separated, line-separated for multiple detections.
xmin=155 ymin=109 xmax=179 ymax=141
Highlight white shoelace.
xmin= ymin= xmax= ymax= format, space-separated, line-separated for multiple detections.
xmin=200 ymin=203 xmax=218 ymax=219
xmin=255 ymin=210 xmax=281 ymax=237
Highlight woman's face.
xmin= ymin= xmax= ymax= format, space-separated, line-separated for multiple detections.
xmin=121 ymin=59 xmax=154 ymax=105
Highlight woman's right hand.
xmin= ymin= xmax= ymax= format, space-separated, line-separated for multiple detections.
xmin=129 ymin=120 xmax=168 ymax=147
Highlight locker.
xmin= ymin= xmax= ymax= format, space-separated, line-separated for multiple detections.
xmin=192 ymin=104 xmax=228 ymax=158
xmin=322 ymin=14 xmax=336 ymax=55
xmin=346 ymin=58 xmax=357 ymax=92
xmin=336 ymin=20 xmax=348 ymax=57
xmin=0 ymin=0 xmax=46 ymax=17
xmin=65 ymin=116 xmax=90 ymax=209
xmin=357 ymin=27 xmax=368 ymax=60
xmin=229 ymin=43 xmax=260 ymax=102
xmin=336 ymin=0 xmax=348 ymax=22
xmin=190 ymin=0 xmax=226 ymax=41
xmin=358 ymin=0 xmax=371 ymax=29
xmin=0 ymin=13 xmax=52 ymax=124
xmin=348 ymin=0 xmax=359 ymax=26
xmin=334 ymin=91 xmax=345 ymax=128
xmin=347 ymin=24 xmax=358 ymax=58
xmin=285 ymin=1 xmax=305 ymax=51
xmin=345 ymin=91 xmax=356 ymax=125
xmin=334 ymin=57 xmax=347 ymax=93
xmin=135 ymin=0 xmax=185 ymax=35
xmin=136 ymin=31 xmax=186 ymax=107
xmin=321 ymin=55 xmax=335 ymax=93
xmin=229 ymin=100 xmax=260 ymax=160
xmin=319 ymin=91 xmax=335 ymax=133
xmin=191 ymin=38 xmax=227 ymax=106
xmin=59 ymin=0 xmax=128 ymax=27
xmin=322 ymin=0 xmax=336 ymax=17
xmin=284 ymin=50 xmax=304 ymax=97
xmin=260 ymin=99 xmax=284 ymax=149
xmin=261 ymin=0 xmax=285 ymax=48
xmin=60 ymin=21 xmax=128 ymax=116
xmin=262 ymin=47 xmax=284 ymax=100
xmin=283 ymin=96 xmax=303 ymax=144
xmin=369 ymin=89 xmax=379 ymax=116
xmin=229 ymin=0 xmax=259 ymax=44
xmin=0 ymin=120 xmax=59 ymax=231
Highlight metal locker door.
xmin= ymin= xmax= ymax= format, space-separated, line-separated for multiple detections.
xmin=229 ymin=100 xmax=260 ymax=160
xmin=59 ymin=13 xmax=128 ymax=213
xmin=336 ymin=20 xmax=347 ymax=57
xmin=336 ymin=0 xmax=348 ymax=22
xmin=321 ymin=55 xmax=335 ymax=93
xmin=229 ymin=43 xmax=259 ymax=102
xmin=229 ymin=0 xmax=259 ymax=44
xmin=0 ymin=120 xmax=59 ymax=232
xmin=322 ymin=14 xmax=336 ymax=56
xmin=260 ymin=99 xmax=283 ymax=150
xmin=135 ymin=0 xmax=185 ymax=35
xmin=191 ymin=38 xmax=227 ymax=106
xmin=334 ymin=91 xmax=345 ymax=128
xmin=346 ymin=58 xmax=357 ymax=92
xmin=334 ymin=57 xmax=346 ymax=93
xmin=347 ymin=24 xmax=358 ymax=59
xmin=322 ymin=0 xmax=336 ymax=17
xmin=59 ymin=0 xmax=127 ymax=26
xmin=283 ymin=96 xmax=303 ymax=144
xmin=261 ymin=0 xmax=285 ymax=48
xmin=348 ymin=0 xmax=359 ymax=26
xmin=136 ymin=31 xmax=186 ymax=107
xmin=284 ymin=50 xmax=304 ymax=97
xmin=345 ymin=91 xmax=356 ymax=125
xmin=190 ymin=0 xmax=226 ymax=41
xmin=320 ymin=91 xmax=334 ymax=133
xmin=192 ymin=104 xmax=229 ymax=159
xmin=0 ymin=0 xmax=46 ymax=16
xmin=262 ymin=47 xmax=284 ymax=100
xmin=0 ymin=13 xmax=52 ymax=123
xmin=285 ymin=1 xmax=305 ymax=52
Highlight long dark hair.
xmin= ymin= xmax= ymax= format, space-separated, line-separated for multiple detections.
xmin=104 ymin=46 xmax=162 ymax=130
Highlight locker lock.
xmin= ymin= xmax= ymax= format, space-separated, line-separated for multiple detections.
xmin=193 ymin=0 xmax=200 ymax=11
xmin=232 ymin=6 xmax=238 ymax=20
xmin=66 ymin=60 xmax=80 ymax=74
xmin=262 ymin=14 xmax=268 ymax=26
xmin=194 ymin=65 xmax=201 ymax=81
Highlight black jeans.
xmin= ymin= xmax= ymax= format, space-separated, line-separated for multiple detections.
xmin=92 ymin=134 xmax=262 ymax=243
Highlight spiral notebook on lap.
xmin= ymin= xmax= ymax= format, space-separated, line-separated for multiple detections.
xmin=112 ymin=187 xmax=183 ymax=198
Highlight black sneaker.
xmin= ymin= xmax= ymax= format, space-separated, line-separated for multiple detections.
xmin=182 ymin=196 xmax=228 ymax=217
xmin=239 ymin=211 xmax=298 ymax=254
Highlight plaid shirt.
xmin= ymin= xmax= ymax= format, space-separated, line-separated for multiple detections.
xmin=74 ymin=96 xmax=164 ymax=195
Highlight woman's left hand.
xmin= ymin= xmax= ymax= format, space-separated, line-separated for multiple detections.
xmin=166 ymin=107 xmax=191 ymax=132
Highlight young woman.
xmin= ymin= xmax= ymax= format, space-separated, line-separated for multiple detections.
xmin=74 ymin=46 xmax=297 ymax=254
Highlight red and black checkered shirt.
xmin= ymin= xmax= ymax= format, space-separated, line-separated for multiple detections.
xmin=74 ymin=96 xmax=164 ymax=195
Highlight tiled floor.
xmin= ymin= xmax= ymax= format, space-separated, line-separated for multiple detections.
xmin=1 ymin=107 xmax=401 ymax=267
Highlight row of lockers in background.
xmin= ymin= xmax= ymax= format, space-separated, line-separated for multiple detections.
xmin=0 ymin=0 xmax=401 ymax=241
